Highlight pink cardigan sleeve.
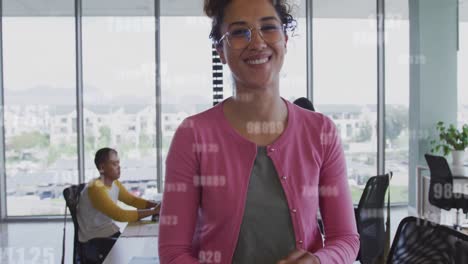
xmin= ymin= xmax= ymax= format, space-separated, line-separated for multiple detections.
xmin=158 ymin=119 xmax=201 ymax=264
xmin=313 ymin=117 xmax=360 ymax=263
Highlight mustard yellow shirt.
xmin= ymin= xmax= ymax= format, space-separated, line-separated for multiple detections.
xmin=87 ymin=179 xmax=148 ymax=222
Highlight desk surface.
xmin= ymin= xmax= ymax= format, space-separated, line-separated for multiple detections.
xmin=103 ymin=221 xmax=159 ymax=264
xmin=418 ymin=164 xmax=468 ymax=178
xmin=121 ymin=220 xmax=159 ymax=237
xmin=103 ymin=237 xmax=158 ymax=264
xmin=416 ymin=165 xmax=468 ymax=219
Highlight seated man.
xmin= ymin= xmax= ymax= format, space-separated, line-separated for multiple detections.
xmin=77 ymin=147 xmax=160 ymax=261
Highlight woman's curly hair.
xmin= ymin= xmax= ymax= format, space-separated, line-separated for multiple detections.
xmin=204 ymin=0 xmax=297 ymax=46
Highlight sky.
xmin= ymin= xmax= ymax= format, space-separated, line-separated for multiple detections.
xmin=1 ymin=16 xmax=467 ymax=108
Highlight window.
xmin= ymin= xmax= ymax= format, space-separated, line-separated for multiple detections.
xmin=313 ymin=0 xmax=377 ymax=202
xmin=160 ymin=14 xmax=213 ymax=182
xmin=82 ymin=1 xmax=157 ymax=189
xmin=280 ymin=15 xmax=307 ymax=101
xmin=72 ymin=118 xmax=77 ymax=133
xmin=385 ymin=0 xmax=409 ymax=204
xmin=346 ymin=124 xmax=353 ymax=138
xmin=3 ymin=0 xmax=77 ymax=216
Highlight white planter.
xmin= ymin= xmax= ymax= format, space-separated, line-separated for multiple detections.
xmin=452 ymin=150 xmax=465 ymax=166
xmin=451 ymin=150 xmax=466 ymax=176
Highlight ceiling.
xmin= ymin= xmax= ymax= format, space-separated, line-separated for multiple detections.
xmin=1 ymin=0 xmax=468 ymax=21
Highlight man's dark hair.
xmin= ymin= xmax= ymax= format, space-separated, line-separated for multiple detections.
xmin=293 ymin=97 xmax=315 ymax=112
xmin=94 ymin=148 xmax=118 ymax=170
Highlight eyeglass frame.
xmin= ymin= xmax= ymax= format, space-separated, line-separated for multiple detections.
xmin=217 ymin=23 xmax=287 ymax=49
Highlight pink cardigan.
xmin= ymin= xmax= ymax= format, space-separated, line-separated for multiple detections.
xmin=158 ymin=98 xmax=359 ymax=264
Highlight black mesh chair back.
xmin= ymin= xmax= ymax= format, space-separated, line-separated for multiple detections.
xmin=424 ymin=154 xmax=468 ymax=213
xmin=293 ymin=97 xmax=315 ymax=111
xmin=387 ymin=216 xmax=468 ymax=264
xmin=425 ymin=154 xmax=453 ymax=183
xmin=63 ymin=184 xmax=86 ymax=264
xmin=425 ymin=154 xmax=453 ymax=209
xmin=356 ymin=174 xmax=390 ymax=264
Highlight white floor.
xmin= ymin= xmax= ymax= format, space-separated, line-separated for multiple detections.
xmin=0 ymin=220 xmax=74 ymax=264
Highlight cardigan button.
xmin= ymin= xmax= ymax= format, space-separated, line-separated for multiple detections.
xmin=269 ymin=147 xmax=276 ymax=152
xmin=298 ymin=240 xmax=303 ymax=244
xmin=282 ymin=176 xmax=287 ymax=180
xmin=292 ymin=209 xmax=297 ymax=213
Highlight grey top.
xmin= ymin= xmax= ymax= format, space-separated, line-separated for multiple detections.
xmin=232 ymin=146 xmax=296 ymax=264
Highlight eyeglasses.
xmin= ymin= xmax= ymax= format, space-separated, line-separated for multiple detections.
xmin=218 ymin=23 xmax=285 ymax=50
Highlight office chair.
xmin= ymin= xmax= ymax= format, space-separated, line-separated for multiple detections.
xmin=424 ymin=154 xmax=468 ymax=230
xmin=63 ymin=184 xmax=86 ymax=263
xmin=63 ymin=184 xmax=115 ymax=264
xmin=355 ymin=174 xmax=390 ymax=264
xmin=387 ymin=216 xmax=468 ymax=264
xmin=293 ymin=97 xmax=315 ymax=111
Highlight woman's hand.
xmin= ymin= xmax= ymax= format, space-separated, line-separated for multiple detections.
xmin=276 ymin=249 xmax=320 ymax=264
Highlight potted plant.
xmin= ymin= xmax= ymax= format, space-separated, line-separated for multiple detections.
xmin=430 ymin=121 xmax=468 ymax=167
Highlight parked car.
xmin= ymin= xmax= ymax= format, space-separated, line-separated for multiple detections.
xmin=6 ymin=188 xmax=16 ymax=196
xmin=39 ymin=190 xmax=55 ymax=200
xmin=129 ymin=186 xmax=142 ymax=197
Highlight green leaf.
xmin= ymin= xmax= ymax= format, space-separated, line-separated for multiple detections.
xmin=431 ymin=122 xmax=468 ymax=155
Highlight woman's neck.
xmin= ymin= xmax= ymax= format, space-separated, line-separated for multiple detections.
xmin=223 ymin=87 xmax=289 ymax=146
xmin=228 ymin=86 xmax=287 ymax=124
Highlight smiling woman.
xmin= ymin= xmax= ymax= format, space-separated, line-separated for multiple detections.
xmin=211 ymin=0 xmax=294 ymax=94
xmin=158 ymin=0 xmax=359 ymax=263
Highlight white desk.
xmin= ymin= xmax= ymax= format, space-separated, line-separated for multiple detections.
xmin=103 ymin=221 xmax=159 ymax=264
xmin=416 ymin=165 xmax=468 ymax=224
xmin=121 ymin=220 xmax=159 ymax=237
